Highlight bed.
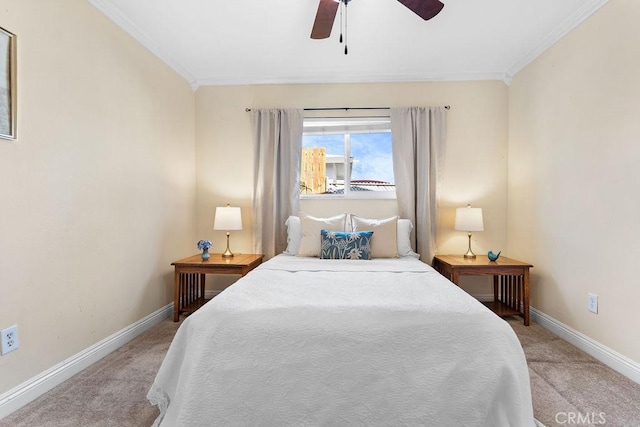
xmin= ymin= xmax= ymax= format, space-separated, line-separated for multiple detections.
xmin=148 ymin=253 xmax=534 ymax=426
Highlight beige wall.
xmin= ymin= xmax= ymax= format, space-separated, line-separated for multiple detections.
xmin=0 ymin=0 xmax=196 ymax=394
xmin=195 ymin=81 xmax=509 ymax=293
xmin=508 ymin=0 xmax=640 ymax=363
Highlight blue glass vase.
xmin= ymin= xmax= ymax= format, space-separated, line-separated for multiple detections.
xmin=201 ymin=247 xmax=210 ymax=261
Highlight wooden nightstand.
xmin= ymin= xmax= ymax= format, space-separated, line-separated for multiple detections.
xmin=171 ymin=253 xmax=263 ymax=321
xmin=432 ymin=255 xmax=533 ymax=325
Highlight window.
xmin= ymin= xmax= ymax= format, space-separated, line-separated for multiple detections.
xmin=300 ymin=117 xmax=395 ymax=198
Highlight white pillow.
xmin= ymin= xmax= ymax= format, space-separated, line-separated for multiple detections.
xmin=351 ymin=215 xmax=399 ymax=258
xmin=297 ymin=213 xmax=348 ymax=257
xmin=286 ymin=214 xmax=419 ymax=258
xmin=397 ymin=219 xmax=419 ymax=258
xmin=283 ymin=216 xmax=301 ymax=255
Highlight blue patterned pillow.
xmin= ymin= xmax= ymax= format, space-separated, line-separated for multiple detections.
xmin=320 ymin=230 xmax=374 ymax=260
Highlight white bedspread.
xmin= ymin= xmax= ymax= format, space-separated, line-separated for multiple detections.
xmin=149 ymin=255 xmax=534 ymax=426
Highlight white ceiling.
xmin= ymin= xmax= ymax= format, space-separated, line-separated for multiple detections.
xmin=88 ymin=0 xmax=609 ymax=89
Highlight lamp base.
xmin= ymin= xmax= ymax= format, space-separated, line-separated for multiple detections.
xmin=463 ymin=233 xmax=476 ymax=259
xmin=222 ymin=232 xmax=234 ymax=258
xmin=221 ymin=250 xmax=234 ymax=258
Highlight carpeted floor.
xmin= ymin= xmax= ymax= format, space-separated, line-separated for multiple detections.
xmin=509 ymin=318 xmax=640 ymax=426
xmin=2 ymin=315 xmax=639 ymax=426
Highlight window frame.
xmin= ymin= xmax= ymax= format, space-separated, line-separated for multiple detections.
xmin=300 ymin=116 xmax=396 ymax=200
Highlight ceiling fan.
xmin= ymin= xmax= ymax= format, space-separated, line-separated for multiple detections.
xmin=311 ymin=0 xmax=444 ymax=53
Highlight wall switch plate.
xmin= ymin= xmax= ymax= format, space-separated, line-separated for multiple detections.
xmin=588 ymin=293 xmax=598 ymax=314
xmin=1 ymin=325 xmax=19 ymax=355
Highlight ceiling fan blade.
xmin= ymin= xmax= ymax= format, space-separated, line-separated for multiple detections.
xmin=311 ymin=0 xmax=339 ymax=39
xmin=397 ymin=0 xmax=444 ymax=21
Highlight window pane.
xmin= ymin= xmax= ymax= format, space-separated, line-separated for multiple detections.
xmin=350 ymin=133 xmax=394 ymax=193
xmin=301 ymin=134 xmax=345 ymax=194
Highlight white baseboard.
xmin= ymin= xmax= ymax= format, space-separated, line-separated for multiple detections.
xmin=0 ymin=303 xmax=173 ymax=420
xmin=531 ymin=307 xmax=640 ymax=385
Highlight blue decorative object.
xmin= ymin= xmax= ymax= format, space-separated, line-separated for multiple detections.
xmin=320 ymin=230 xmax=373 ymax=260
xmin=197 ymin=240 xmax=213 ymax=261
xmin=488 ymin=250 xmax=501 ymax=261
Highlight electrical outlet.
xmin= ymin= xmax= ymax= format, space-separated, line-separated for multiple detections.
xmin=1 ymin=325 xmax=19 ymax=355
xmin=588 ymin=293 xmax=598 ymax=314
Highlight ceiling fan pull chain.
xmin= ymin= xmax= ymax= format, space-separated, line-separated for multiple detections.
xmin=344 ymin=2 xmax=348 ymax=55
xmin=339 ymin=1 xmax=343 ymax=43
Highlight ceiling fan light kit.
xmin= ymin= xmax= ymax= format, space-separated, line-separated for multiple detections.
xmin=311 ymin=0 xmax=444 ymax=54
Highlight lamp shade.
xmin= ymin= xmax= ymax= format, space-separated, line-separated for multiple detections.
xmin=454 ymin=205 xmax=484 ymax=232
xmin=214 ymin=206 xmax=242 ymax=231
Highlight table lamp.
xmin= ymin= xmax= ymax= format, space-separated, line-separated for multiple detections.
xmin=454 ymin=204 xmax=484 ymax=259
xmin=214 ymin=204 xmax=243 ymax=258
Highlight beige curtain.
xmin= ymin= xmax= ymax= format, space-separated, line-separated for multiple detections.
xmin=251 ymin=109 xmax=304 ymax=259
xmin=390 ymin=107 xmax=446 ymax=263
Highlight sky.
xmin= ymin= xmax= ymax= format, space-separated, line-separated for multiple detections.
xmin=302 ymin=132 xmax=394 ymax=184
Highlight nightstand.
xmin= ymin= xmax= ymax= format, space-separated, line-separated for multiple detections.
xmin=171 ymin=253 xmax=263 ymax=321
xmin=432 ymin=255 xmax=533 ymax=325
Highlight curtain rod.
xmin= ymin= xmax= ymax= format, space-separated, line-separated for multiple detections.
xmin=245 ymin=106 xmax=450 ymax=112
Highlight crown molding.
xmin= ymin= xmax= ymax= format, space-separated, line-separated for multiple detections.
xmin=506 ymin=0 xmax=611 ymax=80
xmin=87 ymin=0 xmax=198 ymax=90
xmin=194 ymin=71 xmax=508 ymax=88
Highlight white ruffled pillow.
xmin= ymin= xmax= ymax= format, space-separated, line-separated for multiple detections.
xmin=397 ymin=219 xmax=419 ymax=258
xmin=284 ymin=216 xmax=302 ymax=255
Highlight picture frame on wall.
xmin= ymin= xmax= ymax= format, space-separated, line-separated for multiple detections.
xmin=0 ymin=26 xmax=16 ymax=140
